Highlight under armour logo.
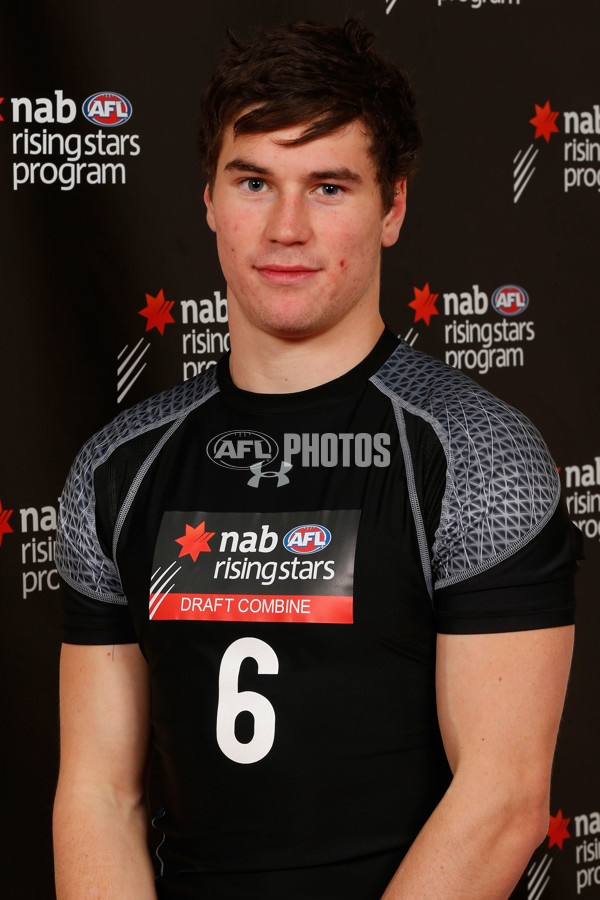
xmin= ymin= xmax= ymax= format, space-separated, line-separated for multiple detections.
xmin=247 ymin=460 xmax=293 ymax=488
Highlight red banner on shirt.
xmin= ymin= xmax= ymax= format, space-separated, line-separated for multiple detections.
xmin=150 ymin=592 xmax=353 ymax=624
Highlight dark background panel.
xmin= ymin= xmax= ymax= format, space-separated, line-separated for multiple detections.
xmin=0 ymin=1 xmax=598 ymax=896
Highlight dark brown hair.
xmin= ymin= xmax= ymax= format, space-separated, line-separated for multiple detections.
xmin=198 ymin=19 xmax=422 ymax=210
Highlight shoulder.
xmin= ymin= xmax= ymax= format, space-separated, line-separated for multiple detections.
xmin=372 ymin=340 xmax=543 ymax=439
xmin=74 ymin=365 xmax=219 ymax=477
xmin=56 ymin=367 xmax=219 ymax=602
xmin=371 ymin=341 xmax=560 ymax=586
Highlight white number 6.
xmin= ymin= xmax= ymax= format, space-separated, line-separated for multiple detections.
xmin=216 ymin=637 xmax=279 ymax=764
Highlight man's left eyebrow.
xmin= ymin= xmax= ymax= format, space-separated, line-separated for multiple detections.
xmin=307 ymin=167 xmax=363 ymax=183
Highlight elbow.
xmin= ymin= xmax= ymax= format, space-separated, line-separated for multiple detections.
xmin=499 ymin=783 xmax=551 ymax=859
xmin=457 ymin=768 xmax=552 ymax=863
xmin=527 ymin=792 xmax=553 ymax=852
xmin=516 ymin=801 xmax=551 ymax=855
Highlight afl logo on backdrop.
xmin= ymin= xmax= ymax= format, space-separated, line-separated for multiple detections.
xmin=492 ymin=285 xmax=529 ymax=316
xmin=82 ymin=92 xmax=132 ymax=126
xmin=284 ymin=524 xmax=331 ymax=555
xmin=207 ymin=430 xmax=279 ymax=470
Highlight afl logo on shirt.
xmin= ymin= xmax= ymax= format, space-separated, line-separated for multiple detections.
xmin=283 ymin=524 xmax=331 ymax=555
xmin=491 ymin=285 xmax=529 ymax=316
xmin=207 ymin=430 xmax=279 ymax=470
xmin=82 ymin=92 xmax=132 ymax=126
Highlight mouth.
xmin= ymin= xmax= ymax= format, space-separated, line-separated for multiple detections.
xmin=255 ymin=264 xmax=320 ymax=285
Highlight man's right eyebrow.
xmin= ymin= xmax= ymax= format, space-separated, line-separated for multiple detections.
xmin=223 ymin=158 xmax=272 ymax=176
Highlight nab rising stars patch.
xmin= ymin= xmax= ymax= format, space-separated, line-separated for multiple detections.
xmin=148 ymin=509 xmax=360 ymax=624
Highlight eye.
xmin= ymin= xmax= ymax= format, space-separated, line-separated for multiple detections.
xmin=242 ymin=178 xmax=266 ymax=192
xmin=318 ymin=184 xmax=342 ymax=197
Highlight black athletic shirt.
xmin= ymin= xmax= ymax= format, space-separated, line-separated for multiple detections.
xmin=56 ymin=331 xmax=580 ymax=899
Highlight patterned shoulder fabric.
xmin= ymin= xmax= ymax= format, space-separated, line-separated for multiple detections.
xmin=372 ymin=341 xmax=559 ymax=589
xmin=55 ymin=368 xmax=219 ymax=603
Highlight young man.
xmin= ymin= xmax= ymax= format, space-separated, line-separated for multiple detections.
xmin=53 ymin=20 xmax=580 ymax=900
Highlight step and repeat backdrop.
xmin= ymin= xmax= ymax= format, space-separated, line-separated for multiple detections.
xmin=1 ymin=0 xmax=598 ymax=897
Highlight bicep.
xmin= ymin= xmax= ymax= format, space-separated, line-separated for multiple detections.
xmin=436 ymin=626 xmax=574 ymax=784
xmin=57 ymin=642 xmax=150 ymax=798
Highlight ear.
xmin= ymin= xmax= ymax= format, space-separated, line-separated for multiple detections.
xmin=381 ymin=179 xmax=407 ymax=248
xmin=204 ymin=183 xmax=217 ymax=233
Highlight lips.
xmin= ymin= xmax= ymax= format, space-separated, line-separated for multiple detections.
xmin=255 ymin=264 xmax=320 ymax=285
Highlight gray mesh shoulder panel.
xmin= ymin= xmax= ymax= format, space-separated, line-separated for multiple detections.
xmin=371 ymin=341 xmax=560 ymax=589
xmin=55 ymin=368 xmax=219 ymax=603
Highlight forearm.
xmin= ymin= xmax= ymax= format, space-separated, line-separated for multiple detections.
xmin=381 ymin=773 xmax=548 ymax=899
xmin=53 ymin=785 xmax=158 ymax=900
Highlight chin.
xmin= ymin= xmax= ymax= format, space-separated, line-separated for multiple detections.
xmin=263 ymin=321 xmax=320 ymax=341
xmin=233 ymin=291 xmax=345 ymax=341
xmin=261 ymin=308 xmax=342 ymax=340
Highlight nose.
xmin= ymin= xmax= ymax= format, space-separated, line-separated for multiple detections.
xmin=264 ymin=191 xmax=312 ymax=245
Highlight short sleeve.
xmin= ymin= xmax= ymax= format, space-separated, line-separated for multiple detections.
xmin=434 ymin=500 xmax=582 ymax=634
xmin=55 ymin=434 xmax=134 ymax=645
xmin=59 ymin=578 xmax=137 ymax=645
xmin=55 ymin=436 xmax=126 ymax=604
xmin=372 ymin=340 xmax=583 ymax=636
xmin=54 ymin=367 xmax=220 ymax=645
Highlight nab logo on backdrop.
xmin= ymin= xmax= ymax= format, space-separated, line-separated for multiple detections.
xmin=0 ymin=496 xmax=60 ymax=598
xmin=0 ymin=498 xmax=14 ymax=546
xmin=513 ymin=100 xmax=600 ymax=202
xmin=388 ymin=0 xmax=522 ymax=11
xmin=526 ymin=806 xmax=600 ymax=898
xmin=561 ymin=456 xmax=600 ymax=543
xmin=437 ymin=0 xmax=521 ymax=8
xmin=7 ymin=87 xmax=140 ymax=191
xmin=407 ymin=282 xmax=535 ymax=375
xmin=82 ymin=92 xmax=132 ymax=126
xmin=117 ymin=288 xmax=230 ymax=404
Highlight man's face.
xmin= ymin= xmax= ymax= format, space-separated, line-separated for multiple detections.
xmin=204 ymin=118 xmax=406 ymax=341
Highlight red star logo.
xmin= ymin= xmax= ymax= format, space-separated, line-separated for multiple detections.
xmin=138 ymin=289 xmax=175 ymax=335
xmin=175 ymin=521 xmax=216 ymax=562
xmin=530 ymin=101 xmax=560 ymax=143
xmin=0 ymin=98 xmax=4 ymax=122
xmin=547 ymin=809 xmax=571 ymax=850
xmin=0 ymin=499 xmax=14 ymax=546
xmin=409 ymin=283 xmax=439 ymax=326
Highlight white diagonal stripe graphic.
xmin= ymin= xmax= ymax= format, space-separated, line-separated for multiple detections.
xmin=527 ymin=854 xmax=552 ymax=900
xmin=117 ymin=337 xmax=152 ymax=404
xmin=386 ymin=0 xmax=398 ymax=13
xmin=150 ymin=562 xmax=182 ymax=610
xmin=150 ymin=561 xmax=178 ymax=594
xmin=514 ymin=158 xmax=537 ymax=193
xmin=149 ymin=583 xmax=177 ymax=619
xmin=514 ymin=147 xmax=539 ymax=189
xmin=117 ymin=361 xmax=148 ymax=404
xmin=117 ymin=341 xmax=151 ymax=388
xmin=514 ymin=143 xmax=537 ymax=177
xmin=513 ymin=144 xmax=539 ymax=203
xmin=117 ymin=338 xmax=152 ymax=403
xmin=514 ymin=166 xmax=537 ymax=204
xmin=118 ymin=337 xmax=147 ymax=375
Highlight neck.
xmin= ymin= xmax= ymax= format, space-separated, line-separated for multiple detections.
xmin=227 ymin=313 xmax=386 ymax=394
